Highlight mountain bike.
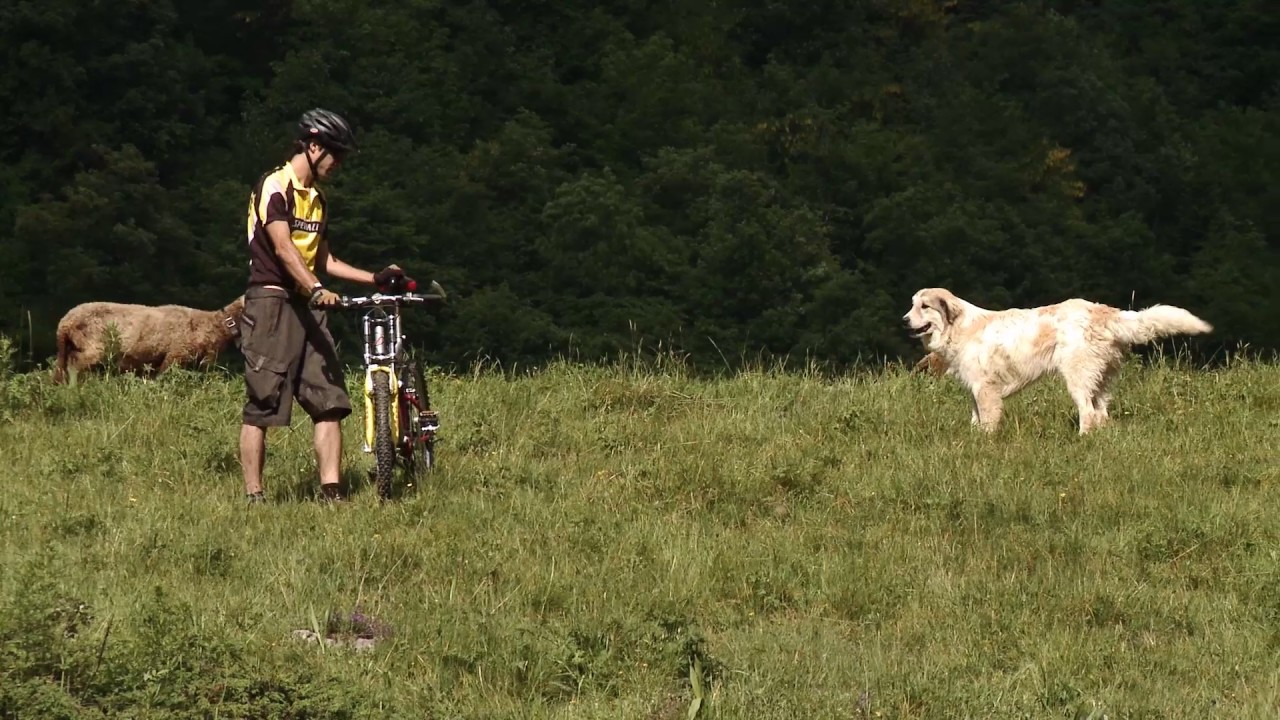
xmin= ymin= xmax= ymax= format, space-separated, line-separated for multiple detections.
xmin=336 ymin=280 xmax=446 ymax=499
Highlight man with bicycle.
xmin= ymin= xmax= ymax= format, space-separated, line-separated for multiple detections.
xmin=238 ymin=107 xmax=411 ymax=503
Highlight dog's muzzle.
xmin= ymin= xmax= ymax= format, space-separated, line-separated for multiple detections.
xmin=907 ymin=321 xmax=933 ymax=339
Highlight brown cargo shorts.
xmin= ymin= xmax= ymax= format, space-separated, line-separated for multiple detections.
xmin=240 ymin=286 xmax=352 ymax=427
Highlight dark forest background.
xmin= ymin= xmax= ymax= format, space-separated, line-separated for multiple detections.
xmin=2 ymin=0 xmax=1277 ymax=372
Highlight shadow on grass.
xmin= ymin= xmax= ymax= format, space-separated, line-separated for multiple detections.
xmin=271 ymin=462 xmax=429 ymax=503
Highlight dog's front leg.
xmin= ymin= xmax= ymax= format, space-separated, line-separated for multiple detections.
xmin=972 ymin=386 xmax=1004 ymax=432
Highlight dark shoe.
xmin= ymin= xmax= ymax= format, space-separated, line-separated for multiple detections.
xmin=318 ymin=484 xmax=349 ymax=503
xmin=246 ymin=491 xmax=266 ymax=504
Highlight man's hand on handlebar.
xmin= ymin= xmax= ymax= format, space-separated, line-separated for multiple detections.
xmin=309 ymin=286 xmax=342 ymax=308
xmin=373 ymin=265 xmax=415 ymax=293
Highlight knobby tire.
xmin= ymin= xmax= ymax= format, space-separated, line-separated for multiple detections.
xmin=408 ymin=358 xmax=434 ymax=477
xmin=397 ymin=356 xmax=435 ymax=481
xmin=372 ymin=371 xmax=395 ymax=499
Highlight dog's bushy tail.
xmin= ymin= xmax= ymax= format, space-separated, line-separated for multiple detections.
xmin=1111 ymin=305 xmax=1212 ymax=346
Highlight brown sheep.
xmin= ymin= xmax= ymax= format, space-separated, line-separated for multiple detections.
xmin=911 ymin=351 xmax=950 ymax=377
xmin=53 ymin=296 xmax=246 ymax=384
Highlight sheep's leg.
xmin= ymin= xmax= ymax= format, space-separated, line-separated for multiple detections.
xmin=121 ymin=355 xmax=163 ymax=380
xmin=158 ymin=350 xmax=203 ymax=374
xmin=54 ymin=333 xmax=72 ymax=384
xmin=72 ymin=347 xmax=103 ymax=379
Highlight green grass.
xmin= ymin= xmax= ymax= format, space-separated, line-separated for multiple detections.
xmin=1 ymin=345 xmax=1278 ymax=718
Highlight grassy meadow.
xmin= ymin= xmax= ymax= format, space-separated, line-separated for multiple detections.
xmin=1 ymin=342 xmax=1278 ymax=718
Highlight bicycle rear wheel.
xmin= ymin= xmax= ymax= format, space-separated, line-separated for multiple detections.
xmin=371 ymin=371 xmax=395 ymax=499
xmin=399 ymin=357 xmax=436 ymax=480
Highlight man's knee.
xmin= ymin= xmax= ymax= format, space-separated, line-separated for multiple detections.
xmin=310 ymin=407 xmax=350 ymax=423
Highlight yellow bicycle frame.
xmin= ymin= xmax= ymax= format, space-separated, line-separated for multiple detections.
xmin=363 ymin=365 xmax=399 ymax=450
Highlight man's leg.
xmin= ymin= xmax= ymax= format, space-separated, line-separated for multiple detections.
xmin=238 ymin=289 xmax=301 ymax=500
xmin=240 ymin=423 xmax=267 ymax=496
xmin=298 ymin=309 xmax=353 ymax=499
xmin=314 ymin=417 xmax=342 ymax=489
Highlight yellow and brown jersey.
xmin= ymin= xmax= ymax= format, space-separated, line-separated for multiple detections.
xmin=245 ymin=162 xmax=328 ymax=289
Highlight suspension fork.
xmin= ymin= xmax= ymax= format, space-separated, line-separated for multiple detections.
xmin=363 ymin=365 xmax=399 ymax=450
xmin=360 ymin=306 xmax=402 ymax=451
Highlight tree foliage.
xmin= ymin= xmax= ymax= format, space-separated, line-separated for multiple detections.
xmin=2 ymin=0 xmax=1275 ymax=369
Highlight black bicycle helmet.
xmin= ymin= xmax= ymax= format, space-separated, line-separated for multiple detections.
xmin=297 ymin=108 xmax=357 ymax=154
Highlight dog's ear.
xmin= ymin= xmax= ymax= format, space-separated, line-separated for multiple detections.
xmin=928 ymin=290 xmax=961 ymax=325
xmin=940 ymin=295 xmax=958 ymax=325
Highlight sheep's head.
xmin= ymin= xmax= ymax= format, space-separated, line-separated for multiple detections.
xmin=223 ymin=295 xmax=246 ymax=319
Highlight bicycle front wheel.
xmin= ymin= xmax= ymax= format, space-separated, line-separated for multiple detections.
xmin=371 ymin=370 xmax=396 ymax=499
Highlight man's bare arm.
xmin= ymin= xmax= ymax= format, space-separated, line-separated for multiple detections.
xmin=321 ymin=243 xmax=378 ymax=285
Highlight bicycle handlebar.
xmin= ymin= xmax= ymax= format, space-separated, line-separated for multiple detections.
xmin=335 ymin=292 xmax=446 ymax=309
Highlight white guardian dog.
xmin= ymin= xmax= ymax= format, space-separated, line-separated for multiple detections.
xmin=903 ymin=288 xmax=1212 ymax=434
